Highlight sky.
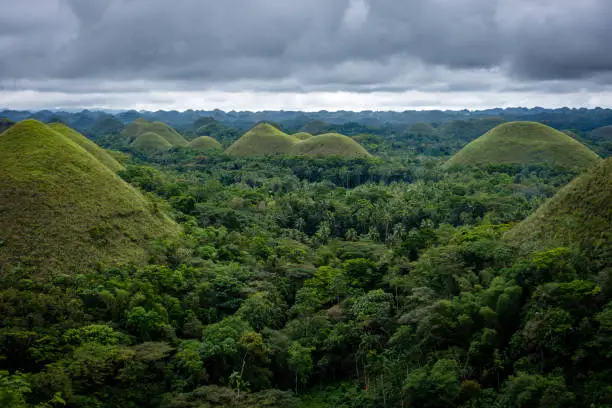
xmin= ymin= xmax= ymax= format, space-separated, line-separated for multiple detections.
xmin=1 ymin=0 xmax=612 ymax=111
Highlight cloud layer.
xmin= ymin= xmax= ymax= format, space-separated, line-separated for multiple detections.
xmin=1 ymin=0 xmax=612 ymax=110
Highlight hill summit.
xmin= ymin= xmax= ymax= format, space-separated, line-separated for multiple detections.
xmin=291 ymin=133 xmax=371 ymax=158
xmin=446 ymin=121 xmax=601 ymax=169
xmin=226 ymin=123 xmax=298 ymax=156
xmin=0 ymin=120 xmax=179 ymax=273
xmin=505 ymin=158 xmax=611 ymax=267
xmin=122 ymin=118 xmax=188 ymax=147
xmin=190 ymin=136 xmax=222 ymax=150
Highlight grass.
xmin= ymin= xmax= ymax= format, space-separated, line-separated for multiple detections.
xmin=446 ymin=121 xmax=601 ymax=169
xmin=121 ymin=118 xmax=188 ymax=147
xmin=226 ymin=123 xmax=298 ymax=156
xmin=505 ymin=158 xmax=611 ymax=264
xmin=291 ymin=133 xmax=372 ymax=158
xmin=190 ymin=136 xmax=222 ymax=151
xmin=130 ymin=132 xmax=173 ymax=153
xmin=48 ymin=122 xmax=125 ymax=172
xmin=293 ymin=132 xmax=313 ymax=140
xmin=0 ymin=120 xmax=179 ymax=274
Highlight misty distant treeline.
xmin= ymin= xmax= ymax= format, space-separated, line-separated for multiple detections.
xmin=3 ymin=106 xmax=612 ymax=133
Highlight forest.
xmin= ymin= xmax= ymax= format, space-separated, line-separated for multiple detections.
xmin=0 ymin=112 xmax=611 ymax=408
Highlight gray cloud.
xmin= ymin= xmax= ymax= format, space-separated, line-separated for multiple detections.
xmin=1 ymin=0 xmax=612 ymax=109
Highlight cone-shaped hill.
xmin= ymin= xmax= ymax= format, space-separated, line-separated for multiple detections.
xmin=190 ymin=136 xmax=222 ymax=151
xmin=48 ymin=122 xmax=125 ymax=172
xmin=505 ymin=158 xmax=611 ymax=266
xmin=130 ymin=131 xmax=173 ymax=153
xmin=293 ymin=132 xmax=313 ymax=140
xmin=121 ymin=118 xmax=188 ymax=147
xmin=226 ymin=123 xmax=298 ymax=156
xmin=446 ymin=122 xmax=601 ymax=169
xmin=291 ymin=133 xmax=371 ymax=158
xmin=0 ymin=120 xmax=179 ymax=273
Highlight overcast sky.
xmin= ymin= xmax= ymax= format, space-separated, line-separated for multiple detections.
xmin=1 ymin=0 xmax=612 ymax=111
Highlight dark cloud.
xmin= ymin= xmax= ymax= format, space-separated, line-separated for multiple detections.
xmin=1 ymin=0 xmax=612 ymax=108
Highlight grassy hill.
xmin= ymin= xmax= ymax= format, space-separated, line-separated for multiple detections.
xmin=446 ymin=121 xmax=602 ymax=169
xmin=505 ymin=158 xmax=611 ymax=266
xmin=293 ymin=132 xmax=313 ymax=140
xmin=190 ymin=136 xmax=222 ymax=151
xmin=291 ymin=133 xmax=371 ymax=158
xmin=0 ymin=120 xmax=179 ymax=273
xmin=48 ymin=123 xmax=125 ymax=172
xmin=131 ymin=132 xmax=173 ymax=153
xmin=226 ymin=123 xmax=298 ymax=156
xmin=122 ymin=119 xmax=188 ymax=147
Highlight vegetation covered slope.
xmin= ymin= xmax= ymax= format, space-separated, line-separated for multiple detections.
xmin=226 ymin=123 xmax=298 ymax=156
xmin=190 ymin=136 xmax=222 ymax=150
xmin=292 ymin=132 xmax=313 ymax=140
xmin=122 ymin=119 xmax=188 ymax=147
xmin=0 ymin=118 xmax=15 ymax=133
xmin=0 ymin=120 xmax=178 ymax=273
xmin=48 ymin=122 xmax=125 ymax=172
xmin=406 ymin=122 xmax=436 ymax=135
xmin=291 ymin=133 xmax=371 ymax=158
xmin=446 ymin=121 xmax=602 ymax=169
xmin=130 ymin=131 xmax=173 ymax=153
xmin=506 ymin=158 xmax=611 ymax=265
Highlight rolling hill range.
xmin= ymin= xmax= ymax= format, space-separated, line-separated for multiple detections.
xmin=291 ymin=133 xmax=372 ymax=158
xmin=226 ymin=123 xmax=372 ymax=158
xmin=226 ymin=123 xmax=298 ymax=156
xmin=505 ymin=158 xmax=611 ymax=267
xmin=0 ymin=120 xmax=179 ymax=273
xmin=48 ymin=122 xmax=125 ymax=172
xmin=190 ymin=135 xmax=222 ymax=150
xmin=122 ymin=118 xmax=188 ymax=147
xmin=131 ymin=131 xmax=173 ymax=153
xmin=446 ymin=121 xmax=602 ymax=169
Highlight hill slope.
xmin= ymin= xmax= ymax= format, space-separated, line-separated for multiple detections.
xmin=446 ymin=121 xmax=601 ymax=169
xmin=291 ymin=133 xmax=371 ymax=158
xmin=48 ymin=122 xmax=125 ymax=172
xmin=130 ymin=131 xmax=173 ymax=153
xmin=190 ymin=136 xmax=222 ymax=150
xmin=121 ymin=119 xmax=188 ymax=147
xmin=293 ymin=132 xmax=313 ymax=140
xmin=226 ymin=123 xmax=298 ymax=156
xmin=505 ymin=158 xmax=611 ymax=266
xmin=0 ymin=120 xmax=179 ymax=273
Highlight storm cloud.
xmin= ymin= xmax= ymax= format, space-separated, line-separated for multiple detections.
xmin=1 ymin=0 xmax=612 ymax=110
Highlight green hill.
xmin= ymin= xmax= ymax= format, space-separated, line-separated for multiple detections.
xmin=121 ymin=119 xmax=188 ymax=147
xmin=226 ymin=123 xmax=298 ymax=156
xmin=291 ymin=133 xmax=371 ymax=158
xmin=446 ymin=121 xmax=601 ymax=169
xmin=190 ymin=136 xmax=222 ymax=151
xmin=48 ymin=122 xmax=125 ymax=172
xmin=293 ymin=132 xmax=313 ymax=140
xmin=130 ymin=132 xmax=173 ymax=153
xmin=0 ymin=120 xmax=179 ymax=273
xmin=505 ymin=158 xmax=611 ymax=266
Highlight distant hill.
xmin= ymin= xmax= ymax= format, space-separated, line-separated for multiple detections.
xmin=0 ymin=118 xmax=15 ymax=133
xmin=90 ymin=116 xmax=124 ymax=135
xmin=190 ymin=136 xmax=222 ymax=151
xmin=0 ymin=120 xmax=179 ymax=273
xmin=122 ymin=119 xmax=188 ymax=147
xmin=291 ymin=133 xmax=371 ymax=158
xmin=48 ymin=123 xmax=125 ymax=172
xmin=130 ymin=131 xmax=173 ymax=153
xmin=505 ymin=158 xmax=611 ymax=267
xmin=293 ymin=132 xmax=313 ymax=140
xmin=446 ymin=121 xmax=601 ymax=169
xmin=226 ymin=123 xmax=298 ymax=156
xmin=587 ymin=125 xmax=612 ymax=157
xmin=406 ymin=122 xmax=436 ymax=136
